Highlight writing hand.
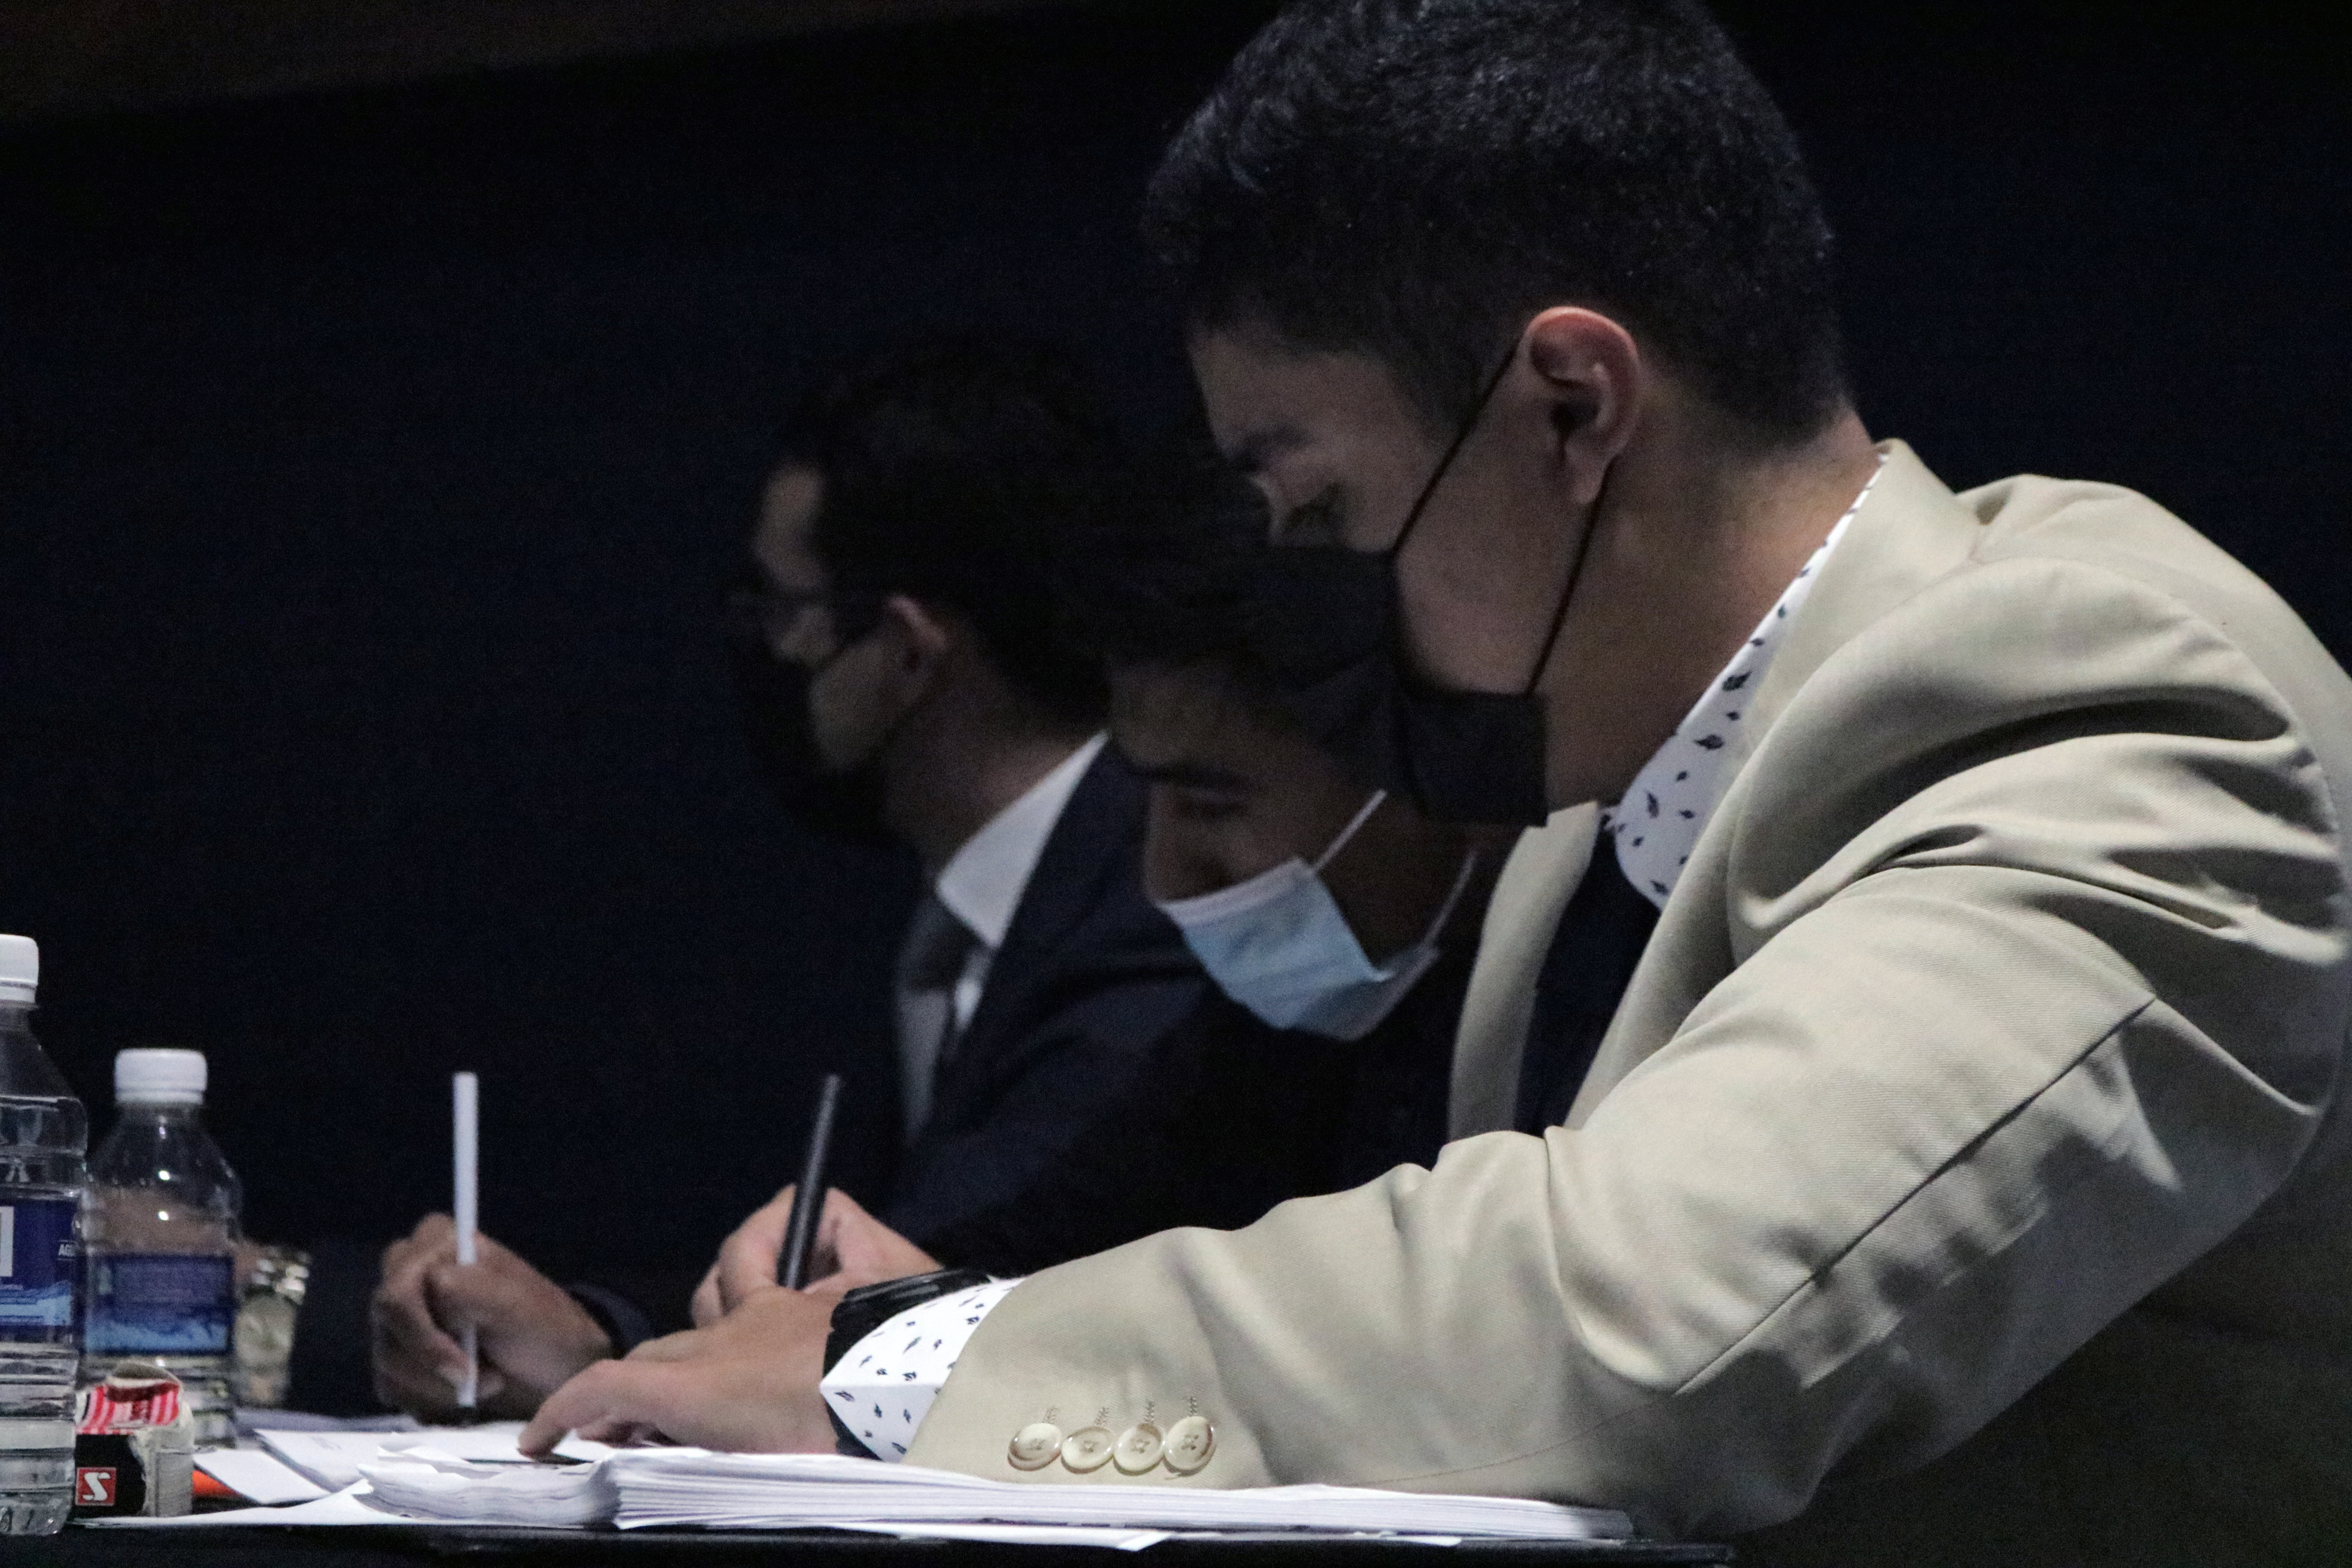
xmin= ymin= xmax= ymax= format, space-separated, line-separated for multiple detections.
xmin=372 ymin=1213 xmax=612 ymax=1421
xmin=520 ymin=1283 xmax=841 ymax=1456
xmin=691 ymin=1186 xmax=941 ymax=1327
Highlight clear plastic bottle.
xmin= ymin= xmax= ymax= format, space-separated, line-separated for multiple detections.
xmin=82 ymin=1049 xmax=241 ymax=1448
xmin=0 ymin=935 xmax=85 ymax=1537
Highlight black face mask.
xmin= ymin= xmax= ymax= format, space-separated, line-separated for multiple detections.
xmin=1243 ymin=355 xmax=1606 ymax=826
xmin=722 ymin=582 xmax=896 ymax=850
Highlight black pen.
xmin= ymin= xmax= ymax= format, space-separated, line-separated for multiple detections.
xmin=778 ymin=1072 xmax=845 ymax=1289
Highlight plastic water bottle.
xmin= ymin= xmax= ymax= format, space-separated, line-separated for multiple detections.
xmin=0 ymin=936 xmax=85 ymax=1537
xmin=82 ymin=1049 xmax=241 ymax=1448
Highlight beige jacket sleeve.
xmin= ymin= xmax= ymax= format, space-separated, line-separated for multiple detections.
xmin=906 ymin=458 xmax=2352 ymax=1541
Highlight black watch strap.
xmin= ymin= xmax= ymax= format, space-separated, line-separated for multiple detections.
xmin=823 ymin=1268 xmax=991 ymax=1457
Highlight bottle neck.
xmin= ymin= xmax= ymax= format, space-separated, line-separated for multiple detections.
xmin=0 ymin=999 xmax=32 ymax=1030
xmin=116 ymin=1098 xmax=206 ymax=1124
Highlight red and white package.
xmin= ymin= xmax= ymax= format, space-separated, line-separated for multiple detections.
xmin=78 ymin=1370 xmax=183 ymax=1434
xmin=73 ymin=1363 xmax=194 ymax=1518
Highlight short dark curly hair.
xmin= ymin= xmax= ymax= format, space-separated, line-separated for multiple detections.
xmin=1055 ymin=445 xmax=1290 ymax=708
xmin=1142 ymin=0 xmax=1847 ymax=445
xmin=781 ymin=336 xmax=1122 ymax=728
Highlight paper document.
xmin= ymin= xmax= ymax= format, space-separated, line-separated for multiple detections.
xmin=94 ymin=1432 xmax=1633 ymax=1547
xmin=194 ymin=1449 xmax=329 ymax=1505
xmin=233 ymin=1408 xmax=421 ymax=1435
xmin=603 ymin=1450 xmax=1630 ymax=1540
xmin=362 ymin=1447 xmax=616 ymax=1526
xmin=85 ymin=1483 xmax=396 ymax=1528
xmin=256 ymin=1422 xmax=611 ymax=1490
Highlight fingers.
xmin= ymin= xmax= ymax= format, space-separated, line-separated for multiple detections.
xmin=374 ymin=1216 xmax=611 ymax=1420
xmin=420 ymin=1240 xmax=554 ymax=1329
xmin=690 ymin=1263 xmax=725 ymax=1330
xmin=389 ymin=1213 xmax=457 ymax=1262
xmin=372 ymin=1317 xmax=487 ymax=1419
xmin=519 ymin=1290 xmax=843 ymax=1457
xmin=813 ymin=1188 xmax=942 ymax=1287
xmin=806 ymin=1188 xmax=860 ymax=1281
xmin=714 ymin=1186 xmax=799 ymax=1314
xmin=429 ymin=1253 xmax=613 ymax=1412
xmin=697 ymin=1187 xmax=936 ymax=1329
xmin=521 ymin=1359 xmax=672 ymax=1457
xmin=378 ymin=1241 xmax=462 ymax=1360
xmin=574 ymin=1416 xmax=665 ymax=1448
xmin=372 ymin=1307 xmax=468 ymax=1419
xmin=803 ymin=1271 xmax=856 ymax=1306
xmin=372 ymin=1217 xmax=472 ymax=1417
xmin=518 ymin=1357 xmax=721 ymax=1455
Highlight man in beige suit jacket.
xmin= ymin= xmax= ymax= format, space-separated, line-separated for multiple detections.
xmin=908 ymin=439 xmax=2352 ymax=1552
xmin=524 ymin=2 xmax=2352 ymax=1558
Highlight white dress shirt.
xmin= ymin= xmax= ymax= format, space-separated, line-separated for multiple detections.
xmin=831 ymin=466 xmax=1886 ymax=1458
xmin=1603 ymin=451 xmax=1885 ymax=904
xmin=895 ymin=733 xmax=1107 ymax=1142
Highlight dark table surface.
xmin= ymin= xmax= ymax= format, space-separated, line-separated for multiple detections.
xmin=20 ymin=1524 xmax=1733 ymax=1565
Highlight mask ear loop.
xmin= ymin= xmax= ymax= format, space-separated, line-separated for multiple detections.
xmin=1311 ymin=789 xmax=1390 ymax=875
xmin=1519 ymin=456 xmax=1616 ymax=697
xmin=1380 ymin=341 xmax=1599 ymax=700
xmin=1408 ymin=846 xmax=1482 ymax=955
xmin=1387 ymin=348 xmax=1522 ymax=564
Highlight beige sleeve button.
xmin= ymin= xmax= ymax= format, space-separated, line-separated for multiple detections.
xmin=1163 ymin=1414 xmax=1215 ymax=1474
xmin=1112 ymin=1421 xmax=1164 ymax=1474
xmin=1060 ymin=1425 xmax=1115 ymax=1473
xmin=1008 ymin=1422 xmax=1063 ymax=1471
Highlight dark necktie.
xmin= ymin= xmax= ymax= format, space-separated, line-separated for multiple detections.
xmin=1514 ymin=858 xmax=1662 ymax=1132
xmin=895 ymin=895 xmax=977 ymax=1142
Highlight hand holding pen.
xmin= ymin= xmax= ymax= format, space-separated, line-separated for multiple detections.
xmin=372 ymin=1070 xmax=612 ymax=1422
xmin=689 ymin=1078 xmax=943 ymax=1325
xmin=523 ymin=1076 xmax=944 ymax=1457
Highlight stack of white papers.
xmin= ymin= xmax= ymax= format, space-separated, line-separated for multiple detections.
xmin=606 ymin=1450 xmax=1630 ymax=1541
xmin=103 ymin=1430 xmax=1634 ymax=1547
xmin=360 ymin=1448 xmax=617 ymax=1527
xmin=256 ymin=1422 xmax=612 ymax=1491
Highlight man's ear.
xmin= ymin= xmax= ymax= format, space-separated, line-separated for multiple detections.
xmin=875 ymin=593 xmax=955 ymax=680
xmin=1520 ymin=307 xmax=1643 ymax=507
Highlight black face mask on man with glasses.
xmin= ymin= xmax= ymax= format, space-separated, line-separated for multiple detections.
xmin=1242 ymin=352 xmax=1611 ymax=828
xmin=721 ymin=564 xmax=897 ymax=850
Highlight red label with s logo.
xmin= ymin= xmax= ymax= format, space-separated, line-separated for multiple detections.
xmin=75 ymin=1467 xmax=118 ymax=1506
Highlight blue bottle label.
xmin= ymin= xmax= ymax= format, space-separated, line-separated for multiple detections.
xmin=0 ymin=1198 xmax=80 ymax=1329
xmin=83 ymin=1252 xmax=236 ymax=1354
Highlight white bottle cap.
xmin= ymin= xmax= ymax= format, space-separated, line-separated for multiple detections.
xmin=116 ymin=1047 xmax=208 ymax=1106
xmin=0 ymin=934 xmax=36 ymax=1004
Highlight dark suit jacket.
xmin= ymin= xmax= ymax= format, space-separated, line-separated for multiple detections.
xmin=884 ymin=747 xmax=1209 ymax=1252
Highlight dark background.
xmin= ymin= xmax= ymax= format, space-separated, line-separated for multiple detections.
xmin=2 ymin=1 xmax=2345 ymax=1402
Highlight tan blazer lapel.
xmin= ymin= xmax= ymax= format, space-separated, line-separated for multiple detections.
xmin=1745 ymin=440 xmax=1989 ymax=740
xmin=1567 ymin=440 xmax=1991 ymax=1124
xmin=1448 ymin=803 xmax=1599 ymax=1138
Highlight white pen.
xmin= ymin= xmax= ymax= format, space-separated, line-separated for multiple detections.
xmin=453 ymin=1070 xmax=480 ymax=1410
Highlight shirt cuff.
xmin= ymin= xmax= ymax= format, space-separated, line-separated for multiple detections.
xmin=818 ymin=1278 xmax=1023 ymax=1460
xmin=562 ymin=1281 xmax=656 ymax=1357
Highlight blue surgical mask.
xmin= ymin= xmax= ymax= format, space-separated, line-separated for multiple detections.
xmin=1158 ymin=791 xmax=1477 ymax=1041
